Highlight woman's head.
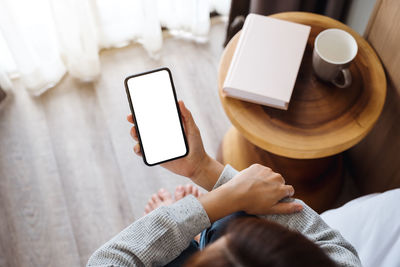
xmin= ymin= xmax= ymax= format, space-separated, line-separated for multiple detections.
xmin=185 ymin=217 xmax=336 ymax=267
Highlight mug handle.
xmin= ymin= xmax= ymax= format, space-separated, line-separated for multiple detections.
xmin=332 ymin=68 xmax=352 ymax=88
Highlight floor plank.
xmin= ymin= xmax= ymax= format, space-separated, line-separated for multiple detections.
xmin=0 ymin=85 xmax=81 ymax=267
xmin=39 ymin=78 xmax=135 ymax=266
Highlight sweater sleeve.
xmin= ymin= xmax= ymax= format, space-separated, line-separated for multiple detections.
xmin=215 ymin=165 xmax=362 ymax=267
xmin=87 ymin=195 xmax=210 ymax=267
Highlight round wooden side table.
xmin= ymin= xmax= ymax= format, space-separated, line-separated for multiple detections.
xmin=217 ymin=12 xmax=386 ymax=212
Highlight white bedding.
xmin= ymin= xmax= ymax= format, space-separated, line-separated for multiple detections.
xmin=321 ymin=189 xmax=400 ymax=267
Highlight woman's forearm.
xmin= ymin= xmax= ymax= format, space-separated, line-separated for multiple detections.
xmin=87 ymin=196 xmax=210 ymax=267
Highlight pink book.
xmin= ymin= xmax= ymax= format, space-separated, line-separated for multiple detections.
xmin=223 ymin=14 xmax=310 ymax=110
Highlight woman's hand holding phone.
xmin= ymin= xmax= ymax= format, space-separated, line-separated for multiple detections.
xmin=127 ymin=101 xmax=224 ymax=191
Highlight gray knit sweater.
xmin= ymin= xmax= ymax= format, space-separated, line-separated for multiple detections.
xmin=87 ymin=165 xmax=361 ymax=267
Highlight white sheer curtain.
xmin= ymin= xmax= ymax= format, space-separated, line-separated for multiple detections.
xmin=0 ymin=0 xmax=230 ymax=95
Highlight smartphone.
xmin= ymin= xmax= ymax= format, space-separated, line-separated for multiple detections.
xmin=124 ymin=67 xmax=189 ymax=166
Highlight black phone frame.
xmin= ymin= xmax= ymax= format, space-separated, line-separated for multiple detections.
xmin=124 ymin=67 xmax=189 ymax=166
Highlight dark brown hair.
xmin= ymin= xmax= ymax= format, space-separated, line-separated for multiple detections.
xmin=185 ymin=217 xmax=336 ymax=267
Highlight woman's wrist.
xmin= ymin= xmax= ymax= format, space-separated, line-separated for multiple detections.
xmin=190 ymin=155 xmax=224 ymax=191
xmin=199 ymin=184 xmax=239 ymax=223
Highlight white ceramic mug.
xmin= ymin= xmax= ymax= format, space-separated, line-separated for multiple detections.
xmin=312 ymin=28 xmax=358 ymax=88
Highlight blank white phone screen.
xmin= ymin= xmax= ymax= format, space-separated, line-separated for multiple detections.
xmin=127 ymin=70 xmax=187 ymax=165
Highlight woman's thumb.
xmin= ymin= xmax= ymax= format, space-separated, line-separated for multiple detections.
xmin=179 ymin=101 xmax=194 ymax=131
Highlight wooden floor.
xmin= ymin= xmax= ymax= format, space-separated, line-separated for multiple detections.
xmin=0 ymin=22 xmax=230 ymax=267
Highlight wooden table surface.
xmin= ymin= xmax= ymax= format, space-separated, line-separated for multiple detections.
xmin=218 ymin=12 xmax=386 ymax=159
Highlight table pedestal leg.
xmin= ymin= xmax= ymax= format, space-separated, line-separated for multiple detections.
xmin=217 ymin=127 xmax=343 ymax=213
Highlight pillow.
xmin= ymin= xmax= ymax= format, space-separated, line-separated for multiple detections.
xmin=321 ymin=189 xmax=400 ymax=267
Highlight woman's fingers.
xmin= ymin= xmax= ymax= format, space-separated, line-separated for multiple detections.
xmin=133 ymin=144 xmax=142 ymax=156
xmin=276 ymin=174 xmax=285 ymax=185
xmin=280 ymin=184 xmax=295 ymax=199
xmin=127 ymin=114 xmax=134 ymax=124
xmin=128 ymin=117 xmax=141 ymax=156
xmin=130 ymin=126 xmax=138 ymax=141
xmin=127 ymin=112 xmax=142 ymax=158
xmin=178 ymin=101 xmax=188 ymax=118
xmin=268 ymin=201 xmax=303 ymax=214
xmin=178 ymin=101 xmax=195 ymax=135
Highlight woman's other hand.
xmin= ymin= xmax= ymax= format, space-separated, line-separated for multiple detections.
xmin=224 ymin=164 xmax=302 ymax=215
xmin=127 ymin=101 xmax=223 ymax=190
xmin=199 ymin=164 xmax=303 ymax=222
